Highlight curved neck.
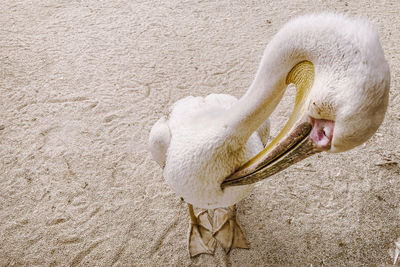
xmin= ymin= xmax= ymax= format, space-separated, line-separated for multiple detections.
xmin=226 ymin=39 xmax=310 ymax=142
xmin=224 ymin=14 xmax=361 ymax=144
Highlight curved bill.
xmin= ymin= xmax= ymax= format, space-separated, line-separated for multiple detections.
xmin=221 ymin=121 xmax=319 ymax=188
xmin=221 ymin=60 xmax=318 ymax=189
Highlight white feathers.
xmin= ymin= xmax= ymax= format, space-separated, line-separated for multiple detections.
xmin=148 ymin=116 xmax=171 ymax=168
xmin=148 ymin=13 xmax=389 ymax=208
xmin=149 ymin=94 xmax=268 ymax=208
xmin=226 ymin=12 xmax=389 ymax=153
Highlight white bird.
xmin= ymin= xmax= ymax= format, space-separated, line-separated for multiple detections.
xmin=149 ymin=13 xmax=390 ymax=256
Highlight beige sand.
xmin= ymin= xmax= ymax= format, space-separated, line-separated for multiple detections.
xmin=1 ymin=1 xmax=399 ymax=266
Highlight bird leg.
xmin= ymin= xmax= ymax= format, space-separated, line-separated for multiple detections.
xmin=213 ymin=205 xmax=249 ymax=254
xmin=187 ymin=203 xmax=216 ymax=257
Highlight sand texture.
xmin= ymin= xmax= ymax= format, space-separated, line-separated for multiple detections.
xmin=1 ymin=1 xmax=400 ymax=266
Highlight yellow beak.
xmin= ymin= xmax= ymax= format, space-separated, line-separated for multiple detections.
xmin=222 ymin=61 xmax=319 ymax=188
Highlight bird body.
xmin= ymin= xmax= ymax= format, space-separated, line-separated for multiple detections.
xmin=148 ymin=13 xmax=390 ymax=255
xmin=149 ymin=13 xmax=389 ymax=209
xmin=150 ymin=94 xmax=267 ymax=208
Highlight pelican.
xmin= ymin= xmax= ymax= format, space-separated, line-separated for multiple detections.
xmin=148 ymin=13 xmax=390 ymax=256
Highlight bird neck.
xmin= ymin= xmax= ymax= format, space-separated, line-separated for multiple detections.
xmin=226 ymin=38 xmax=313 ymax=143
xmin=224 ymin=14 xmax=360 ymax=144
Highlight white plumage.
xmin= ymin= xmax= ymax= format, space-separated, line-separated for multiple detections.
xmin=148 ymin=13 xmax=389 ymax=255
xmin=150 ymin=94 xmax=269 ymax=208
xmin=149 ymin=13 xmax=389 ymax=209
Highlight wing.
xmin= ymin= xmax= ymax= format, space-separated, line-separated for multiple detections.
xmin=257 ymin=118 xmax=271 ymax=147
xmin=148 ymin=116 xmax=171 ymax=168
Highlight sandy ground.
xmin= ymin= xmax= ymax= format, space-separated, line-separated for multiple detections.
xmin=1 ymin=0 xmax=399 ymax=266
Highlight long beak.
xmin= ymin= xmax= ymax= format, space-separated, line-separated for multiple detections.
xmin=221 ymin=121 xmax=319 ymax=188
xmin=221 ymin=60 xmax=317 ymax=189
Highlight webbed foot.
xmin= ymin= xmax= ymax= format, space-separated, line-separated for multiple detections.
xmin=188 ymin=206 xmax=216 ymax=257
xmin=213 ymin=206 xmax=249 ymax=254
